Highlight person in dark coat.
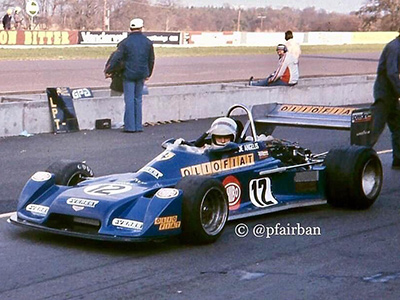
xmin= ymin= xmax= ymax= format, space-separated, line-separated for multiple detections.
xmin=2 ymin=8 xmax=12 ymax=30
xmin=105 ymin=46 xmax=125 ymax=97
xmin=105 ymin=18 xmax=155 ymax=133
xmin=369 ymin=31 xmax=400 ymax=169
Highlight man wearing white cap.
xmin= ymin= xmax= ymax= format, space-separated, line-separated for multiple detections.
xmin=105 ymin=18 xmax=155 ymax=133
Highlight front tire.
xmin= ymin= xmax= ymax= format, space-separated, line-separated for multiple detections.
xmin=325 ymin=146 xmax=382 ymax=209
xmin=176 ymin=176 xmax=229 ymax=244
xmin=46 ymin=159 xmax=94 ymax=186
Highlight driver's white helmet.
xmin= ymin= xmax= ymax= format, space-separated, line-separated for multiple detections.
xmin=210 ymin=117 xmax=237 ymax=146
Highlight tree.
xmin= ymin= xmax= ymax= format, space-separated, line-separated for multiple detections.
xmin=357 ymin=0 xmax=400 ymax=30
xmin=0 ymin=0 xmax=362 ymax=31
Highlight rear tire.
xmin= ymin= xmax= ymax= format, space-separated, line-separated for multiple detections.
xmin=46 ymin=159 xmax=94 ymax=186
xmin=176 ymin=176 xmax=228 ymax=244
xmin=325 ymin=146 xmax=382 ymax=209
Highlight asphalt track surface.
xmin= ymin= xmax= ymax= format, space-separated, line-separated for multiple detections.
xmin=1 ymin=123 xmax=399 ymax=299
xmin=0 ymin=52 xmax=380 ymax=93
xmin=1 ymin=53 xmax=400 ymax=299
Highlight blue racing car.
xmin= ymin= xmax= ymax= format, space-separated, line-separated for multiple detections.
xmin=9 ymin=103 xmax=383 ymax=244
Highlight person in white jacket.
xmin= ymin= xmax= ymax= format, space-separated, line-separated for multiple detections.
xmin=284 ymin=30 xmax=301 ymax=62
xmin=249 ymin=44 xmax=299 ymax=87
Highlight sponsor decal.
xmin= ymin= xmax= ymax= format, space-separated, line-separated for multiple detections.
xmin=223 ymin=176 xmax=241 ymax=211
xmin=67 ymin=198 xmax=99 ymax=211
xmin=239 ymin=143 xmax=259 ymax=152
xmin=156 ymin=151 xmax=175 ymax=161
xmin=31 ymin=171 xmax=52 ymax=182
xmin=76 ymin=163 xmax=94 ymax=176
xmin=84 ymin=183 xmax=132 ymax=196
xmin=249 ymin=178 xmax=278 ymax=208
xmin=26 ymin=204 xmax=49 ymax=216
xmin=46 ymin=87 xmax=79 ymax=133
xmin=112 ymin=218 xmax=143 ymax=230
xmin=131 ymin=178 xmax=146 ymax=185
xmin=258 ymin=150 xmax=270 ymax=160
xmin=279 ymin=105 xmax=355 ymax=115
xmin=140 ymin=166 xmax=164 ymax=179
xmin=154 ymin=215 xmax=181 ymax=230
xmin=155 ymin=188 xmax=179 ymax=199
xmin=71 ymin=88 xmax=93 ymax=99
xmin=356 ymin=130 xmax=371 ymax=136
xmin=352 ymin=111 xmax=372 ymax=123
xmin=180 ymin=153 xmax=255 ymax=177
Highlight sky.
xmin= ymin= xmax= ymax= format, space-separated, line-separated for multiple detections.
xmin=178 ymin=0 xmax=368 ymax=14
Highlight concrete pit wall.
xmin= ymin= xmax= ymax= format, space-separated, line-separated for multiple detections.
xmin=0 ymin=75 xmax=376 ymax=137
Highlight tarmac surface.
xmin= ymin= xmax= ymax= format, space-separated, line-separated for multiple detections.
xmin=1 ymin=52 xmax=399 ymax=299
xmin=1 ymin=121 xmax=399 ymax=299
xmin=0 ymin=52 xmax=380 ymax=93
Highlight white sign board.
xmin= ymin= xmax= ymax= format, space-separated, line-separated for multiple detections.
xmin=26 ymin=0 xmax=39 ymax=17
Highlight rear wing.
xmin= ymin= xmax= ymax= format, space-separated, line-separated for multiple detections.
xmin=251 ymin=103 xmax=372 ymax=146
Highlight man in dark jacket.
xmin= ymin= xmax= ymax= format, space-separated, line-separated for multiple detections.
xmin=370 ymin=31 xmax=400 ymax=169
xmin=105 ymin=18 xmax=155 ymax=133
xmin=2 ymin=9 xmax=12 ymax=30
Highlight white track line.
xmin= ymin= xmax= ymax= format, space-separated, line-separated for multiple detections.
xmin=0 ymin=149 xmax=394 ymax=220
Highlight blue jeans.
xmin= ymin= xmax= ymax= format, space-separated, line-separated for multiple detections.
xmin=250 ymin=76 xmax=290 ymax=87
xmin=123 ymin=79 xmax=144 ymax=131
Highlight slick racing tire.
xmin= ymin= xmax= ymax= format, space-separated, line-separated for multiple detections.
xmin=176 ymin=176 xmax=229 ymax=244
xmin=46 ymin=159 xmax=94 ymax=186
xmin=325 ymin=145 xmax=382 ymax=209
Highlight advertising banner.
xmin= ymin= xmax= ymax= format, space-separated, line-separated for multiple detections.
xmin=78 ymin=31 xmax=181 ymax=45
xmin=0 ymin=30 xmax=79 ymax=45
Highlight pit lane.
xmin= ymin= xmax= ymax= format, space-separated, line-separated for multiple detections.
xmin=0 ymin=120 xmax=399 ymax=299
xmin=0 ymin=50 xmax=398 ymax=299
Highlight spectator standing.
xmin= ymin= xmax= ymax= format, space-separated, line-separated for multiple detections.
xmin=105 ymin=18 xmax=155 ymax=133
xmin=249 ymin=44 xmax=299 ymax=87
xmin=284 ymin=30 xmax=301 ymax=62
xmin=2 ymin=8 xmax=12 ymax=30
xmin=105 ymin=45 xmax=125 ymax=97
xmin=13 ymin=7 xmax=23 ymax=29
xmin=368 ymin=31 xmax=400 ymax=169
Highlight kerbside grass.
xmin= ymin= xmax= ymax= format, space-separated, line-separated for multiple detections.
xmin=0 ymin=44 xmax=385 ymax=61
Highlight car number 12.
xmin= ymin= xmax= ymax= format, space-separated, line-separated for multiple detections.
xmin=84 ymin=183 xmax=132 ymax=196
xmin=249 ymin=178 xmax=278 ymax=208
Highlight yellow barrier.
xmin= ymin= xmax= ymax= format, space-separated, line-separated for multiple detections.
xmin=352 ymin=32 xmax=398 ymax=44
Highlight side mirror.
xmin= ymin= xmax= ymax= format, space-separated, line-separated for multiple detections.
xmin=161 ymin=138 xmax=176 ymax=149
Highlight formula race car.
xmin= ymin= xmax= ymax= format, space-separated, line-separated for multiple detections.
xmin=9 ymin=103 xmax=383 ymax=244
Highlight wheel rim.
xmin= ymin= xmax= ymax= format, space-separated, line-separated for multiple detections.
xmin=200 ymin=187 xmax=228 ymax=236
xmin=362 ymin=158 xmax=382 ymax=198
